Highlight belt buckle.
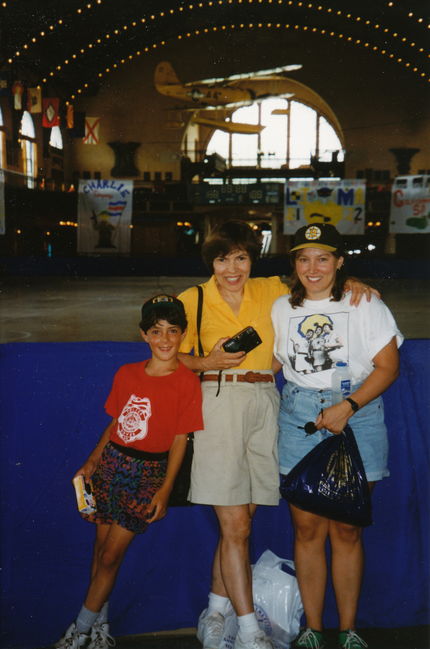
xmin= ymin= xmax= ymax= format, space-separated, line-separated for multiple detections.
xmin=244 ymin=371 xmax=259 ymax=383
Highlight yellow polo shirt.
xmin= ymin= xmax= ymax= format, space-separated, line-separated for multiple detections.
xmin=178 ymin=275 xmax=289 ymax=371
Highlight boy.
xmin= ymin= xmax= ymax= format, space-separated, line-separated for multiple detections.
xmin=55 ymin=295 xmax=203 ymax=649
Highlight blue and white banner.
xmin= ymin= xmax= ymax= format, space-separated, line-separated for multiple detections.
xmin=390 ymin=175 xmax=430 ymax=233
xmin=77 ymin=179 xmax=133 ymax=254
xmin=0 ymin=170 xmax=5 ymax=235
xmin=284 ymin=179 xmax=366 ymax=234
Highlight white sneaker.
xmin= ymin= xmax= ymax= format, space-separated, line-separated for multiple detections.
xmin=88 ymin=622 xmax=116 ymax=648
xmin=234 ymin=629 xmax=274 ymax=649
xmin=55 ymin=622 xmax=90 ymax=649
xmin=197 ymin=609 xmax=225 ymax=649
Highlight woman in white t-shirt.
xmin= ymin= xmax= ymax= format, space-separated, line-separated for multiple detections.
xmin=271 ymin=223 xmax=403 ymax=649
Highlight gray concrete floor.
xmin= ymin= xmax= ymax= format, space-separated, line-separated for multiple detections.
xmin=1 ymin=275 xmax=429 ymax=343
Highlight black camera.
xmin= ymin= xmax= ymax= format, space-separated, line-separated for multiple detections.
xmin=222 ymin=326 xmax=262 ymax=353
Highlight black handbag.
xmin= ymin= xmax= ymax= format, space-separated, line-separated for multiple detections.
xmin=169 ymin=285 xmax=203 ymax=506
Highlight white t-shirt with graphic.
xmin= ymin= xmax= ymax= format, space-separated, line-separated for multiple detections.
xmin=271 ymin=292 xmax=403 ymax=389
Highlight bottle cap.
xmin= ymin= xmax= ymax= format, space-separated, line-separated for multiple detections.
xmin=335 ymin=361 xmax=347 ymax=367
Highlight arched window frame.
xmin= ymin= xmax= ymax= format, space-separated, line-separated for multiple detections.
xmin=19 ymin=111 xmax=37 ymax=188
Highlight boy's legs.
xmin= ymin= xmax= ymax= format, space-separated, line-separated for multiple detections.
xmin=84 ymin=521 xmax=136 ymax=614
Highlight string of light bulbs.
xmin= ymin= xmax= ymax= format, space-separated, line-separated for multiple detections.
xmin=6 ymin=0 xmax=429 ymax=70
xmin=66 ymin=21 xmax=429 ymax=101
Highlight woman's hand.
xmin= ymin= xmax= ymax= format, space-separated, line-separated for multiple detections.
xmin=344 ymin=277 xmax=381 ymax=306
xmin=201 ymin=338 xmax=247 ymax=371
xmin=315 ymin=401 xmax=353 ymax=435
xmin=145 ymin=487 xmax=170 ymax=523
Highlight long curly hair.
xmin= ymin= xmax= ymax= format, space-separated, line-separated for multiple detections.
xmin=289 ymin=249 xmax=347 ymax=308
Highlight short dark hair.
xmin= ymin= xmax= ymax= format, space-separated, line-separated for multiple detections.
xmin=201 ymin=220 xmax=261 ymax=270
xmin=288 ymin=249 xmax=346 ymax=308
xmin=139 ymin=295 xmax=187 ymax=333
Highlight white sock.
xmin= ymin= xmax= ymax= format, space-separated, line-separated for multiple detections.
xmin=76 ymin=605 xmax=99 ymax=634
xmin=237 ymin=612 xmax=260 ymax=640
xmin=96 ymin=601 xmax=109 ymax=626
xmin=207 ymin=592 xmax=231 ymax=616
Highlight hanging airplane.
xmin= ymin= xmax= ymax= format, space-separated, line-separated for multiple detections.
xmin=154 ymin=61 xmax=302 ymax=110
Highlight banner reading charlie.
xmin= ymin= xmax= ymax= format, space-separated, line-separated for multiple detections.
xmin=284 ymin=179 xmax=366 ymax=234
xmin=389 ymin=175 xmax=430 ymax=233
xmin=77 ymin=179 xmax=133 ymax=254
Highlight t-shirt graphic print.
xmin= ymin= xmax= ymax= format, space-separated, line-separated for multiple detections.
xmin=117 ymin=394 xmax=152 ymax=444
xmin=288 ymin=311 xmax=349 ymax=375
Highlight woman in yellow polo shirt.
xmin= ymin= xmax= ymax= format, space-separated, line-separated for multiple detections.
xmin=178 ymin=220 xmax=373 ymax=649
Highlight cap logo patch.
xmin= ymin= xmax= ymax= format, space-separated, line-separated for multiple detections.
xmin=305 ymin=225 xmax=322 ymax=241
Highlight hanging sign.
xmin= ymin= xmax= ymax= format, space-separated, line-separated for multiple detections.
xmin=389 ymin=175 xmax=430 ymax=233
xmin=77 ymin=179 xmax=133 ymax=254
xmin=284 ymin=179 xmax=366 ymax=234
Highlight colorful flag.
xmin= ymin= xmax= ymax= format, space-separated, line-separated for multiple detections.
xmin=11 ymin=81 xmax=24 ymax=109
xmin=42 ymin=97 xmax=60 ymax=127
xmin=69 ymin=111 xmax=85 ymax=137
xmin=83 ymin=116 xmax=100 ymax=144
xmin=66 ymin=104 xmax=74 ymax=129
xmin=27 ymin=87 xmax=42 ymax=113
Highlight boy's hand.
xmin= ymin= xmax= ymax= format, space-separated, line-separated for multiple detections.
xmin=73 ymin=457 xmax=98 ymax=482
xmin=145 ymin=487 xmax=170 ymax=523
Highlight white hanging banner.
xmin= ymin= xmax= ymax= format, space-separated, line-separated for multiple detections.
xmin=77 ymin=179 xmax=133 ymax=254
xmin=284 ymin=179 xmax=366 ymax=234
xmin=0 ymin=170 xmax=4 ymax=235
xmin=389 ymin=175 xmax=430 ymax=233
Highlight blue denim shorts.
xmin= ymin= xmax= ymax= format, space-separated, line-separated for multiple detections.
xmin=278 ymin=382 xmax=390 ymax=482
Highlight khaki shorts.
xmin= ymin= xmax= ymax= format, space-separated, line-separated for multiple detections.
xmin=189 ymin=371 xmax=280 ymax=506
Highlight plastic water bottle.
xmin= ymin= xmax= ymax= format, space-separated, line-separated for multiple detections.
xmin=331 ymin=361 xmax=352 ymax=404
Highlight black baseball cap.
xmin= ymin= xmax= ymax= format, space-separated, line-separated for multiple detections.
xmin=140 ymin=294 xmax=187 ymax=331
xmin=290 ymin=223 xmax=344 ymax=253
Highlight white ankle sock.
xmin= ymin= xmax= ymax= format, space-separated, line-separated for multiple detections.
xmin=207 ymin=592 xmax=231 ymax=616
xmin=237 ymin=612 xmax=260 ymax=640
xmin=76 ymin=605 xmax=99 ymax=634
xmin=96 ymin=601 xmax=109 ymax=626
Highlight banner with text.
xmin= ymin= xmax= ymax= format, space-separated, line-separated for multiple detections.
xmin=284 ymin=179 xmax=366 ymax=234
xmin=389 ymin=175 xmax=430 ymax=233
xmin=77 ymin=179 xmax=133 ymax=254
xmin=0 ymin=170 xmax=5 ymax=235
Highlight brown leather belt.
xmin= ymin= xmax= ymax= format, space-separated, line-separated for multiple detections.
xmin=202 ymin=371 xmax=274 ymax=384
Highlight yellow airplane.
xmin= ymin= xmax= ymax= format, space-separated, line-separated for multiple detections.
xmin=154 ymin=61 xmax=302 ymax=110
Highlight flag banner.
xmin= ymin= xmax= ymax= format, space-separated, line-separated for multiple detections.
xmin=11 ymin=80 xmax=24 ymax=110
xmin=66 ymin=104 xmax=74 ymax=129
xmin=69 ymin=111 xmax=85 ymax=137
xmin=42 ymin=97 xmax=60 ymax=127
xmin=389 ymin=175 xmax=430 ymax=233
xmin=284 ymin=179 xmax=366 ymax=234
xmin=27 ymin=87 xmax=42 ymax=113
xmin=0 ymin=170 xmax=5 ymax=235
xmin=83 ymin=116 xmax=100 ymax=144
xmin=77 ymin=179 xmax=133 ymax=254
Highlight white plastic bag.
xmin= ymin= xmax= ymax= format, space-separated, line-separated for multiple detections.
xmin=213 ymin=549 xmax=303 ymax=649
xmin=251 ymin=549 xmax=303 ymax=649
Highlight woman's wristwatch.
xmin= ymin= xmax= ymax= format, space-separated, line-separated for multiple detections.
xmin=345 ymin=397 xmax=360 ymax=413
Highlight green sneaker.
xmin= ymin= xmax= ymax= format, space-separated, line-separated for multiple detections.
xmin=293 ymin=628 xmax=327 ymax=649
xmin=338 ymin=629 xmax=368 ymax=648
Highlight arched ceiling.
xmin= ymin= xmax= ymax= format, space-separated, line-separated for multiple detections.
xmin=1 ymin=0 xmax=429 ymax=101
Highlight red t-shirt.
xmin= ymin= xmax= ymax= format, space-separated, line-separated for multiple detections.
xmin=105 ymin=360 xmax=203 ymax=452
